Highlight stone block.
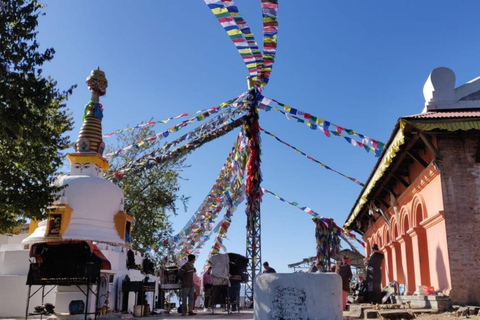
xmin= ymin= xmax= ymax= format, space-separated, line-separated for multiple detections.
xmin=254 ymin=272 xmax=342 ymax=320
xmin=396 ymin=295 xmax=451 ymax=311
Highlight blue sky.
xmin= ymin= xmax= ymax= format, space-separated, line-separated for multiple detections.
xmin=36 ymin=1 xmax=480 ymax=273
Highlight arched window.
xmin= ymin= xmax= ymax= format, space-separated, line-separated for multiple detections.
xmin=403 ymin=212 xmax=410 ymax=234
xmin=415 ymin=203 xmax=423 ymax=227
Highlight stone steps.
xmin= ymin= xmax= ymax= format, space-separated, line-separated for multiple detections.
xmin=345 ymin=303 xmax=438 ymax=319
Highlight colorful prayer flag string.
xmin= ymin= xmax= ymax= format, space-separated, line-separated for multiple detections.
xmin=262 ymin=187 xmax=365 ymax=248
xmin=205 ymin=184 xmax=246 ymax=262
xmin=313 ymin=217 xmax=341 ymax=267
xmin=107 ymin=96 xmax=249 ymax=176
xmin=220 ymin=0 xmax=264 ymax=86
xmin=262 ymin=188 xmax=319 ymax=217
xmin=244 ymin=88 xmax=263 ymax=231
xmin=165 ymin=129 xmax=248 ymax=256
xmin=102 ymin=94 xmax=244 ymax=139
xmin=259 ymin=127 xmax=364 ymax=186
xmin=258 ymin=0 xmax=278 ymax=87
xmin=257 ymin=96 xmax=385 ymax=156
xmin=104 ymin=108 xmax=218 ymax=159
xmin=204 ymin=0 xmax=260 ymax=83
xmin=104 ymin=102 xmax=241 ymax=159
xmin=203 ymin=1 xmax=279 ymax=89
xmin=109 ymin=116 xmax=247 ymax=181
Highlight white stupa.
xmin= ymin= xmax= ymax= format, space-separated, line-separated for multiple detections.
xmin=0 ymin=69 xmax=158 ymax=319
xmin=22 ymin=68 xmax=132 ymax=247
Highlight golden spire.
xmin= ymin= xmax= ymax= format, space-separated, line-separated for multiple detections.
xmin=74 ymin=68 xmax=108 ymax=155
xmin=86 ymin=67 xmax=108 ymax=102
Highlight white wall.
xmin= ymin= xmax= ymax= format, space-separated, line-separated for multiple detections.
xmin=0 ymin=250 xmax=30 ymax=275
xmin=0 ymin=276 xmax=55 ymax=318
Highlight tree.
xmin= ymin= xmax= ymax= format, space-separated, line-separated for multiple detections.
xmin=0 ymin=0 xmax=75 ymax=233
xmin=105 ymin=124 xmax=189 ymax=258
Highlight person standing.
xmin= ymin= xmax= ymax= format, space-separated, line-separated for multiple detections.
xmin=263 ymin=261 xmax=276 ymax=273
xmin=365 ymin=244 xmax=385 ymax=304
xmin=202 ymin=267 xmax=213 ymax=312
xmin=229 ymin=278 xmax=241 ymax=312
xmin=331 ymin=256 xmax=353 ymax=311
xmin=349 ymin=273 xmax=367 ymax=303
xmin=178 ymin=254 xmax=197 ymax=316
xmin=193 ymin=268 xmax=201 ymax=313
xmin=309 ymin=261 xmax=324 ymax=273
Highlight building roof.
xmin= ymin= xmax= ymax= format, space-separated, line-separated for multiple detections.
xmin=405 ymin=110 xmax=480 ymax=119
xmin=344 ymin=68 xmax=480 ymax=232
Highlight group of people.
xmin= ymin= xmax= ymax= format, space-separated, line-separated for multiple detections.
xmin=177 ymin=245 xmax=384 ymax=315
xmin=177 ymin=254 xmax=216 ymax=316
xmin=336 ymin=243 xmax=385 ymax=308
xmin=177 ymin=254 xmax=241 ymax=315
xmin=177 ymin=254 xmax=220 ymax=316
xmin=306 ymin=243 xmax=384 ymax=310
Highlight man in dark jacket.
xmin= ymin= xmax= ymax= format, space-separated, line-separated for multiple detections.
xmin=365 ymin=244 xmax=384 ymax=304
xmin=331 ymin=256 xmax=353 ymax=310
xmin=263 ymin=261 xmax=276 ymax=273
xmin=178 ymin=254 xmax=196 ymax=316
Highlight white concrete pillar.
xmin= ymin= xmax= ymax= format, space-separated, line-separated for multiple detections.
xmin=254 ymin=272 xmax=342 ymax=320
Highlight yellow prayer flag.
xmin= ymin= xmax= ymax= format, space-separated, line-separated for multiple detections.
xmin=227 ymin=29 xmax=242 ymax=36
xmin=211 ymin=8 xmax=228 ymax=15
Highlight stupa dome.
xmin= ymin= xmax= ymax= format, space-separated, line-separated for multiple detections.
xmin=54 ymin=175 xmax=124 ymax=244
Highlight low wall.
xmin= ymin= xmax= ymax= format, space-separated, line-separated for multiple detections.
xmin=254 ymin=272 xmax=343 ymax=320
xmin=396 ymin=295 xmax=451 ymax=311
xmin=0 ymin=275 xmax=55 ymax=318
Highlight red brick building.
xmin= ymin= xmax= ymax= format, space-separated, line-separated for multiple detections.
xmin=344 ymin=67 xmax=480 ymax=305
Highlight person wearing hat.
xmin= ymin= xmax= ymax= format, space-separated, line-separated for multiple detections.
xmin=331 ymin=255 xmax=353 ymax=311
xmin=365 ymin=244 xmax=384 ymax=304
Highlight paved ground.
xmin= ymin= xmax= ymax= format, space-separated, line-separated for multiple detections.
xmin=8 ymin=309 xmax=479 ymax=320
xmin=116 ymin=309 xmax=477 ymax=320
xmin=94 ymin=309 xmax=254 ymax=320
xmin=98 ymin=307 xmax=480 ymax=320
xmin=147 ymin=309 xmax=254 ymax=320
xmin=109 ymin=309 xmax=358 ymax=320
xmin=10 ymin=305 xmax=479 ymax=320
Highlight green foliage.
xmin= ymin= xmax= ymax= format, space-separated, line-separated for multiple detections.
xmin=0 ymin=0 xmax=75 ymax=233
xmin=106 ymin=124 xmax=189 ymax=257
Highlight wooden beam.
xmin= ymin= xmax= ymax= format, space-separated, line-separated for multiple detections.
xmin=375 ymin=197 xmax=390 ymax=210
xmin=392 ymin=173 xmax=410 ymax=188
xmin=407 ymin=150 xmax=429 ymax=168
xmin=419 ymin=133 xmax=441 ymax=160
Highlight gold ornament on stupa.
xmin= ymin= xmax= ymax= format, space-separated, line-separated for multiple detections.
xmin=75 ymin=68 xmax=108 ymax=155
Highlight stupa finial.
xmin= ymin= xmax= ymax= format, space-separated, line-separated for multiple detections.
xmin=73 ymin=68 xmax=107 ymax=157
xmin=86 ymin=67 xmax=108 ymax=103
